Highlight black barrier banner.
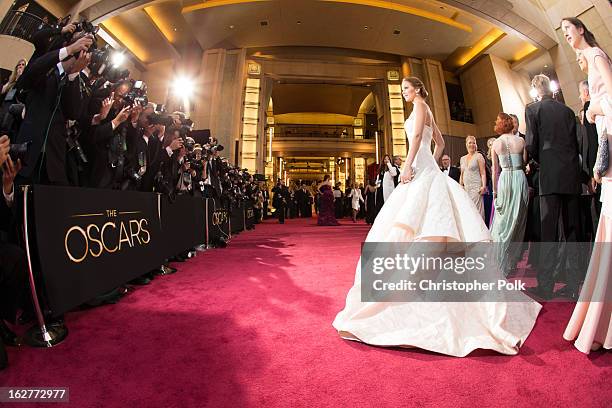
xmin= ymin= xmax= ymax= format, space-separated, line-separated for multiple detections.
xmin=32 ymin=185 xmax=164 ymax=316
xmin=230 ymin=203 xmax=245 ymax=234
xmin=206 ymin=198 xmax=229 ymax=244
xmin=245 ymin=203 xmax=255 ymax=229
xmin=160 ymin=194 xmax=206 ymax=256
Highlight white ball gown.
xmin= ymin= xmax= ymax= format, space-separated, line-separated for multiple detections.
xmin=333 ymin=111 xmax=542 ymax=357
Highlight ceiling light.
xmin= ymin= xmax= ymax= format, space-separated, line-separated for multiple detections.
xmin=544 ymin=64 xmax=548 ymax=68
xmin=393 ymin=29 xmax=400 ymax=35
xmin=229 ymin=25 xmax=235 ymax=29
xmin=173 ymin=76 xmax=195 ymax=99
xmin=529 ymin=87 xmax=538 ymax=99
xmin=549 ymin=80 xmax=559 ymax=93
xmin=297 ymin=21 xmax=302 ymax=25
xmin=364 ymin=25 xmax=369 ymax=30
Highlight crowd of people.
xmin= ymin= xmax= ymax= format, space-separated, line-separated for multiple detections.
xmin=0 ymin=17 xmax=265 ymax=370
xmin=268 ymin=155 xmax=405 ymax=226
xmin=334 ymin=16 xmax=610 ymax=357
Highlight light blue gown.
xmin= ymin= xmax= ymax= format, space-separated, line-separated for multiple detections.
xmin=490 ymin=143 xmax=528 ymax=276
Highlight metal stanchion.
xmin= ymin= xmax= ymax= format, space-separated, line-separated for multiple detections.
xmin=205 ymin=199 xmax=210 ymax=248
xmin=21 ymin=185 xmax=67 ymax=347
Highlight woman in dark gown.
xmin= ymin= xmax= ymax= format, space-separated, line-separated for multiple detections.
xmin=317 ymin=175 xmax=340 ymax=226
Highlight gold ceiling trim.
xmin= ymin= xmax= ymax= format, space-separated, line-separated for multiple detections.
xmin=183 ymin=0 xmax=272 ymax=14
xmin=512 ymin=43 xmax=539 ymax=63
xmin=321 ymin=0 xmax=472 ymax=32
xmin=457 ymin=28 xmax=505 ymax=66
xmin=99 ymin=21 xmax=149 ymax=63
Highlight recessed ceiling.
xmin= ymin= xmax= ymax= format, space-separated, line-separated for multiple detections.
xmin=272 ymin=84 xmax=372 ymax=115
xmin=90 ymin=0 xmax=545 ymax=72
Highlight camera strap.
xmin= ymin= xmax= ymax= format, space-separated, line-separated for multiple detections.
xmin=37 ymin=74 xmax=67 ymax=182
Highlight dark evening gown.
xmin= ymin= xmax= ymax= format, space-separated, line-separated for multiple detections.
xmin=317 ymin=185 xmax=340 ymax=225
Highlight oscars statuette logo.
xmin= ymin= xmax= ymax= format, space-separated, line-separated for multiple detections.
xmin=246 ymin=208 xmax=254 ymax=219
xmin=64 ymin=209 xmax=151 ymax=263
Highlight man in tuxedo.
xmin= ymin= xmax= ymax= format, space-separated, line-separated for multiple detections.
xmin=509 ymin=114 xmax=526 ymax=139
xmin=126 ymin=105 xmax=182 ymax=192
xmin=392 ymin=156 xmax=402 ymax=186
xmin=525 ymin=74 xmax=584 ymax=300
xmin=577 ymin=80 xmax=601 ymax=230
xmin=261 ymin=183 xmax=270 ymax=219
xmin=0 ymin=155 xmax=31 ymax=370
xmin=300 ymin=183 xmax=313 ymax=218
xmin=15 ymin=35 xmax=93 ymax=185
xmin=440 ymin=154 xmax=460 ymax=183
xmin=272 ymin=179 xmax=289 ymax=224
xmin=88 ymin=83 xmax=138 ymax=189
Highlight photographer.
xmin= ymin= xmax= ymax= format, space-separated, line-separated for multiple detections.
xmin=0 ymin=155 xmax=32 ymax=370
xmin=14 ymin=34 xmax=93 ymax=185
xmin=88 ymin=83 xmax=143 ymax=189
xmin=126 ymin=104 xmax=183 ymax=192
xmin=29 ymin=20 xmax=78 ymax=60
xmin=201 ymin=137 xmax=223 ymax=199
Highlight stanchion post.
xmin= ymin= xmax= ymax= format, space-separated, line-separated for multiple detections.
xmin=22 ymin=185 xmax=64 ymax=347
xmin=205 ymin=198 xmax=209 ymax=247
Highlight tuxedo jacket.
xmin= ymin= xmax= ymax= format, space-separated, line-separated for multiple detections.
xmin=442 ymin=166 xmax=461 ymax=183
xmin=16 ymin=48 xmax=83 ymax=184
xmin=579 ymin=101 xmax=599 ymax=180
xmin=126 ymin=130 xmax=170 ymax=192
xmin=271 ymin=185 xmax=289 ymax=207
xmin=525 ymin=96 xmax=581 ymax=195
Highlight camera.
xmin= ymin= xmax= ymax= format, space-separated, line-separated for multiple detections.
xmin=123 ymin=80 xmax=148 ymax=107
xmin=1 ymin=103 xmax=25 ymax=139
xmin=74 ymin=20 xmax=98 ymax=35
xmin=9 ymin=141 xmax=30 ymax=164
xmin=66 ymin=121 xmax=88 ymax=164
xmin=148 ymin=113 xmax=174 ymax=127
xmin=202 ymin=141 xmax=224 ymax=157
xmin=89 ymin=44 xmax=116 ymax=79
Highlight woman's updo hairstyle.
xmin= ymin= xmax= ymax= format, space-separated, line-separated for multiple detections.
xmin=402 ymin=77 xmax=429 ymax=99
xmin=494 ymin=112 xmax=514 ymax=135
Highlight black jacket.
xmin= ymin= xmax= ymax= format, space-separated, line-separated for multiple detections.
xmin=579 ymin=101 xmax=599 ymax=181
xmin=525 ymin=96 xmax=581 ymax=195
xmin=442 ymin=166 xmax=461 ymax=183
xmin=272 ymin=185 xmax=289 ymax=207
xmin=15 ymin=48 xmax=83 ymax=184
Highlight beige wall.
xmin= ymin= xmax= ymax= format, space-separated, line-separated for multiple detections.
xmin=450 ymin=120 xmax=478 ymax=139
xmin=140 ymin=59 xmax=174 ymax=106
xmin=424 ymin=59 xmax=451 ymax=135
xmin=191 ymin=48 xmax=246 ymax=166
xmin=460 ymin=55 xmax=503 ymax=138
xmin=489 ymin=55 xmax=532 ymax=133
xmin=459 ymin=54 xmax=531 ymax=136
xmin=0 ymin=35 xmax=34 ymax=71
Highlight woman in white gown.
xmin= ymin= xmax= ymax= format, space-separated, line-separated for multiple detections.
xmin=333 ymin=77 xmax=542 ymax=357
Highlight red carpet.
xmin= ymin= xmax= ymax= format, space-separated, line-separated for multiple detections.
xmin=1 ymin=218 xmax=610 ymax=407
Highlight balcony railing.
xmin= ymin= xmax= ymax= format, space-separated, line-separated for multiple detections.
xmin=0 ymin=10 xmax=49 ymax=42
xmin=272 ymin=124 xmax=376 ymax=140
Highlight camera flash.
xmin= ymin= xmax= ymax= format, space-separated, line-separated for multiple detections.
xmin=112 ymin=52 xmax=125 ymax=67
